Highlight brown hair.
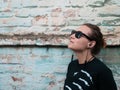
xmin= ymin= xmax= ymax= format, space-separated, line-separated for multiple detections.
xmin=83 ymin=23 xmax=106 ymax=55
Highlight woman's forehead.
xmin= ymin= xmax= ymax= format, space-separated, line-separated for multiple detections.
xmin=76 ymin=25 xmax=91 ymax=34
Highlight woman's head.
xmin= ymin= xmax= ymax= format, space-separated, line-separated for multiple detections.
xmin=68 ymin=23 xmax=106 ymax=55
xmin=83 ymin=23 xmax=106 ymax=55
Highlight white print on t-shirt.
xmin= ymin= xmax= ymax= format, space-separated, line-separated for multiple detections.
xmin=65 ymin=85 xmax=72 ymax=90
xmin=65 ymin=69 xmax=93 ymax=90
xmin=81 ymin=70 xmax=93 ymax=83
xmin=79 ymin=78 xmax=90 ymax=86
xmin=73 ymin=82 xmax=83 ymax=90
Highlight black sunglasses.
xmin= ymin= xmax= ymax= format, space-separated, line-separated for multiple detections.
xmin=71 ymin=30 xmax=93 ymax=41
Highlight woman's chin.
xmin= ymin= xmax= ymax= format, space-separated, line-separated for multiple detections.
xmin=68 ymin=44 xmax=71 ymax=48
xmin=68 ymin=45 xmax=73 ymax=49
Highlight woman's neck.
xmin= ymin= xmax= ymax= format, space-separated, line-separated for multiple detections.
xmin=75 ymin=50 xmax=94 ymax=64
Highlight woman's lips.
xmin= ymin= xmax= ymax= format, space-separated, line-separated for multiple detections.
xmin=69 ymin=40 xmax=74 ymax=44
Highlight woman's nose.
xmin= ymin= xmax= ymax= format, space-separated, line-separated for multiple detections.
xmin=70 ymin=34 xmax=75 ymax=39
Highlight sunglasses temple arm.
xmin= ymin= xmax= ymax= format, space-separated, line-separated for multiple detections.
xmin=83 ymin=34 xmax=93 ymax=41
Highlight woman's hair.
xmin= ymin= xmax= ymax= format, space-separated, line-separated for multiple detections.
xmin=83 ymin=23 xmax=106 ymax=55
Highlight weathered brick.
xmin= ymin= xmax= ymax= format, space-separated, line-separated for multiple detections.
xmin=51 ymin=8 xmax=62 ymax=17
xmin=38 ymin=0 xmax=68 ymax=8
xmin=0 ymin=27 xmax=14 ymax=34
xmin=76 ymin=7 xmax=97 ymax=17
xmin=50 ymin=17 xmax=66 ymax=26
xmin=0 ymin=0 xmax=9 ymax=8
xmin=22 ymin=0 xmax=38 ymax=8
xmin=32 ymin=15 xmax=48 ymax=26
xmin=68 ymin=0 xmax=106 ymax=7
xmin=87 ymin=0 xmax=105 ymax=7
xmin=102 ymin=18 xmax=120 ymax=26
xmin=24 ymin=26 xmax=48 ymax=35
xmin=66 ymin=0 xmax=88 ymax=7
xmin=67 ymin=17 xmax=101 ymax=26
xmin=107 ymin=0 xmax=120 ymax=6
xmin=0 ymin=17 xmax=32 ymax=27
xmin=100 ymin=26 xmax=120 ymax=35
xmin=0 ymin=0 xmax=22 ymax=8
xmin=67 ymin=17 xmax=119 ymax=26
xmin=15 ymin=8 xmax=30 ymax=18
xmin=106 ymin=38 xmax=120 ymax=46
xmin=10 ymin=0 xmax=22 ymax=8
xmin=30 ymin=8 xmax=50 ymax=17
xmin=99 ymin=5 xmax=120 ymax=17
xmin=0 ymin=12 xmax=13 ymax=18
xmin=38 ymin=0 xmax=55 ymax=7
xmin=63 ymin=8 xmax=77 ymax=18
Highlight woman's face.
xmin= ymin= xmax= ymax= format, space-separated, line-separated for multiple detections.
xmin=68 ymin=25 xmax=92 ymax=51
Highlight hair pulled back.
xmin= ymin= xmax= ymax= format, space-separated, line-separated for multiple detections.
xmin=83 ymin=23 xmax=106 ymax=55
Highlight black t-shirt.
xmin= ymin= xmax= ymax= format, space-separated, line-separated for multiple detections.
xmin=64 ymin=57 xmax=117 ymax=90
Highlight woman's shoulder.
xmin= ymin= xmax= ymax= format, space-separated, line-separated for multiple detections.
xmin=93 ymin=57 xmax=112 ymax=73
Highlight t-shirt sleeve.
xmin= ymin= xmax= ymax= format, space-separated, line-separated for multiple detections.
xmin=98 ymin=68 xmax=117 ymax=90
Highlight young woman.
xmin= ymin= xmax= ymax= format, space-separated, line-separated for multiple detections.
xmin=64 ymin=23 xmax=117 ymax=90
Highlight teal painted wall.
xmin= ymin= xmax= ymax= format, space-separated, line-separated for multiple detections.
xmin=0 ymin=46 xmax=71 ymax=90
xmin=0 ymin=46 xmax=120 ymax=90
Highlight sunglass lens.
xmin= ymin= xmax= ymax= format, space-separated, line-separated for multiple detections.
xmin=71 ymin=30 xmax=82 ymax=39
xmin=75 ymin=32 xmax=82 ymax=38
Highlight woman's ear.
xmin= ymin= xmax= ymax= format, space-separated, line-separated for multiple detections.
xmin=87 ymin=41 xmax=96 ymax=48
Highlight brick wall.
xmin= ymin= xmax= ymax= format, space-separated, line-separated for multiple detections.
xmin=0 ymin=0 xmax=120 ymax=90
xmin=0 ymin=0 xmax=120 ymax=46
